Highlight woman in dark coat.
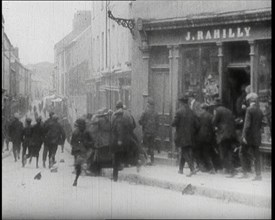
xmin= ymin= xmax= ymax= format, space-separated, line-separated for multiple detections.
xmin=28 ymin=116 xmax=44 ymax=168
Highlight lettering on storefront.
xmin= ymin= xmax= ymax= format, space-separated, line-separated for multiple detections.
xmin=185 ymin=27 xmax=251 ymax=41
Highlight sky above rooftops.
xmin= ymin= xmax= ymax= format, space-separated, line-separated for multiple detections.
xmin=2 ymin=1 xmax=92 ymax=65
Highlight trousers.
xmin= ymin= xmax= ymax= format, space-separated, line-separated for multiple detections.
xmin=178 ymin=146 xmax=194 ymax=172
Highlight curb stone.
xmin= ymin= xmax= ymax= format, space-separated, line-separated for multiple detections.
xmin=64 ymin=143 xmax=270 ymax=209
xmin=103 ymin=171 xmax=271 ymax=209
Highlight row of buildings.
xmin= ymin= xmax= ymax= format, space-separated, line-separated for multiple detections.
xmin=2 ymin=15 xmax=32 ymax=117
xmin=53 ymin=1 xmax=271 ymax=161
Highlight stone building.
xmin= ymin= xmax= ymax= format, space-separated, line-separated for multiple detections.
xmin=86 ymin=1 xmax=133 ymax=113
xmin=54 ymin=11 xmax=92 ymax=122
xmin=131 ymin=1 xmax=271 ymax=156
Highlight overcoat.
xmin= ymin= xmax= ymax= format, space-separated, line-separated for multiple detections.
xmin=242 ymin=104 xmax=263 ymax=146
xmin=8 ymin=118 xmax=23 ymax=144
xmin=197 ymin=111 xmax=215 ymax=144
xmin=212 ymin=106 xmax=237 ymax=144
xmin=29 ymin=121 xmax=44 ymax=156
xmin=43 ymin=119 xmax=65 ymax=146
xmin=139 ymin=108 xmax=159 ymax=137
xmin=171 ymin=104 xmax=199 ymax=148
xmin=110 ymin=109 xmax=137 ymax=153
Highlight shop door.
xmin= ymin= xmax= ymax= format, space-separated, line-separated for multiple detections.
xmin=150 ymin=67 xmax=171 ymax=151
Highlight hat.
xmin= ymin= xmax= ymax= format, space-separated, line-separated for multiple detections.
xmin=200 ymin=103 xmax=209 ymax=109
xmin=147 ymin=97 xmax=155 ymax=105
xmin=75 ymin=118 xmax=86 ymax=129
xmin=25 ymin=118 xmax=32 ymax=123
xmin=246 ymin=92 xmax=258 ymax=102
xmin=116 ymin=100 xmax=123 ymax=109
xmin=178 ymin=95 xmax=188 ymax=103
xmin=49 ymin=112 xmax=55 ymax=117
xmin=36 ymin=116 xmax=42 ymax=122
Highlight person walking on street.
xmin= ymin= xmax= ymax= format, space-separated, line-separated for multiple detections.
xmin=197 ymin=103 xmax=216 ymax=174
xmin=71 ymin=118 xmax=94 ymax=186
xmin=188 ymin=92 xmax=205 ymax=172
xmin=212 ymin=98 xmax=238 ymax=178
xmin=111 ymin=101 xmax=140 ymax=182
xmin=139 ymin=97 xmax=159 ymax=165
xmin=22 ymin=118 xmax=32 ymax=167
xmin=42 ymin=112 xmax=54 ymax=168
xmin=44 ymin=115 xmax=66 ymax=168
xmin=59 ymin=116 xmax=71 ymax=153
xmin=240 ymin=93 xmax=264 ymax=181
xmin=172 ymin=95 xmax=199 ymax=177
xmin=27 ymin=116 xmax=44 ymax=168
xmin=43 ymin=113 xmax=65 ymax=168
xmin=8 ymin=113 xmax=24 ymax=162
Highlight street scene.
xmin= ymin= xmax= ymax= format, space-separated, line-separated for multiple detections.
xmin=2 ymin=1 xmax=271 ymax=219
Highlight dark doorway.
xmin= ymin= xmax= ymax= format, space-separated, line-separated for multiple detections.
xmin=227 ymin=65 xmax=250 ymax=116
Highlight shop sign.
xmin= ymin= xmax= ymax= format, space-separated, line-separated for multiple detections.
xmin=185 ymin=27 xmax=251 ymax=41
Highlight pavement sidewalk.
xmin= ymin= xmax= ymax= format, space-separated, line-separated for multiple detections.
xmin=102 ymin=165 xmax=271 ymax=209
xmin=64 ymin=140 xmax=272 ymax=209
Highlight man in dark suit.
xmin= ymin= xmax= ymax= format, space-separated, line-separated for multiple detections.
xmin=212 ymin=98 xmax=237 ymax=177
xmin=172 ymin=95 xmax=199 ymax=177
xmin=241 ymin=93 xmax=264 ymax=181
xmin=197 ymin=103 xmax=216 ymax=174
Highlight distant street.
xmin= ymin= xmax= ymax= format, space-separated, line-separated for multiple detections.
xmin=2 ymin=143 xmax=270 ymax=219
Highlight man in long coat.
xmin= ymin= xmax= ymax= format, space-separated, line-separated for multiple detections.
xmin=43 ymin=114 xmax=65 ymax=168
xmin=110 ymin=101 xmax=139 ymax=181
xmin=172 ymin=95 xmax=199 ymax=177
xmin=212 ymin=98 xmax=237 ymax=177
xmin=139 ymin=98 xmax=159 ymax=165
xmin=197 ymin=103 xmax=216 ymax=173
xmin=240 ymin=93 xmax=264 ymax=181
xmin=8 ymin=113 xmax=23 ymax=162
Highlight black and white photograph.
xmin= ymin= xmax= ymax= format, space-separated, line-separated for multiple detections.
xmin=2 ymin=0 xmax=271 ymax=219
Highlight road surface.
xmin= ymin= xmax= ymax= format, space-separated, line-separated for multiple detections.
xmin=2 ymin=144 xmax=271 ymax=219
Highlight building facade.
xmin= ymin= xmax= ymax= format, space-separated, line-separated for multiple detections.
xmin=131 ymin=1 xmax=271 ymax=155
xmin=54 ymin=11 xmax=91 ymax=122
xmin=86 ymin=1 xmax=133 ymax=113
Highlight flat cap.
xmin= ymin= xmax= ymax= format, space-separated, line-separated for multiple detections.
xmin=116 ymin=100 xmax=123 ymax=108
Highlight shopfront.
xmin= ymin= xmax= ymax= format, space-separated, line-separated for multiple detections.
xmin=137 ymin=8 xmax=271 ymax=155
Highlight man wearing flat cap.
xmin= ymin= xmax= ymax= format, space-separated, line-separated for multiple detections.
xmin=172 ymin=94 xmax=199 ymax=177
xmin=139 ymin=97 xmax=159 ymax=165
xmin=241 ymin=93 xmax=263 ymax=181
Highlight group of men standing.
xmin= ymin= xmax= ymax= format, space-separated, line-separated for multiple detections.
xmin=170 ymin=91 xmax=264 ymax=180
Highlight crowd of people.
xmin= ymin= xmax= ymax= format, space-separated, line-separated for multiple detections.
xmin=1 ymin=88 xmax=270 ymax=186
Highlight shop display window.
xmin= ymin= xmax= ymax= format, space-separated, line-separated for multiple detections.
xmin=181 ymin=45 xmax=218 ymax=103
